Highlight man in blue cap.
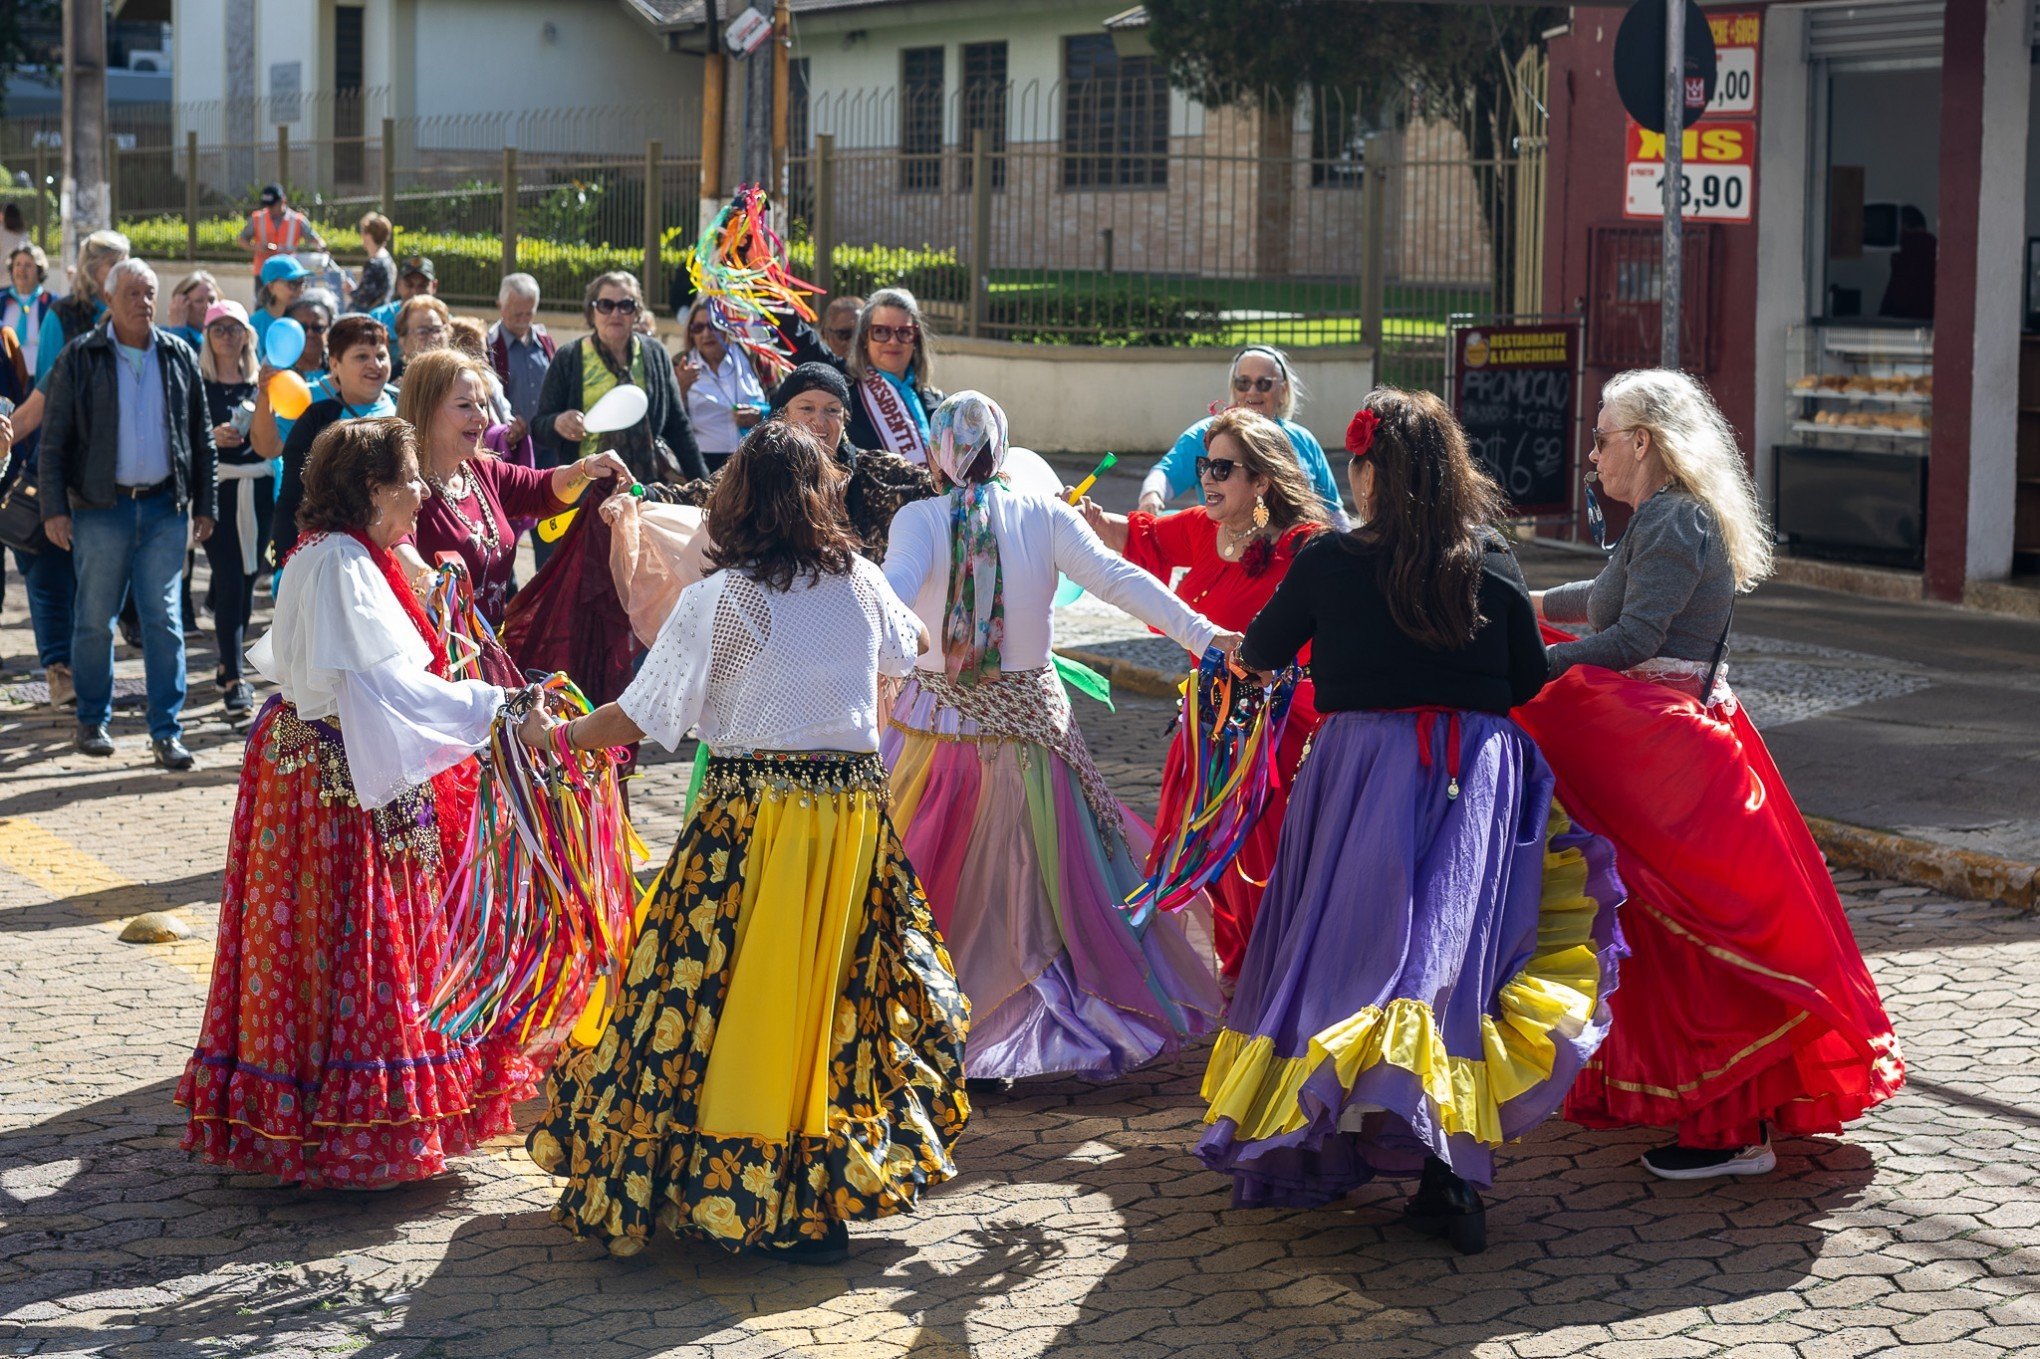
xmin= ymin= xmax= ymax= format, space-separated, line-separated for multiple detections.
xmin=252 ymin=255 xmax=308 ymax=348
xmin=239 ymin=183 xmax=323 ymax=281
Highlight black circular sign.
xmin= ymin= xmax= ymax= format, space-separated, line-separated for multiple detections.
xmin=1614 ymin=0 xmax=1719 ymax=134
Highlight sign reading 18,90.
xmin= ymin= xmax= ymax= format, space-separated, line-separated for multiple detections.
xmin=1623 ymin=121 xmax=1755 ymax=223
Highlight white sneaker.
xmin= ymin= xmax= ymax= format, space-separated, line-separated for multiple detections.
xmin=1643 ymin=1136 xmax=1776 ymax=1180
xmin=45 ymin=663 xmax=74 ymax=709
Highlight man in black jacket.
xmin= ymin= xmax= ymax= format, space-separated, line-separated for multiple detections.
xmin=40 ymin=258 xmax=216 ymax=769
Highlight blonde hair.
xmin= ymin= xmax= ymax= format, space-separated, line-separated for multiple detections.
xmin=198 ymin=311 xmax=259 ymax=384
xmin=395 ymin=294 xmax=452 ymax=342
xmin=1602 ymin=369 xmax=1774 ymax=591
xmin=1228 ymin=345 xmax=1304 ymax=422
xmin=172 ymin=269 xmax=219 ymax=310
xmin=73 ymin=229 xmax=132 ymax=304
xmin=848 ymin=286 xmax=934 ymax=386
xmin=447 ymin=314 xmax=489 ymax=361
xmin=1203 ymin=407 xmax=1331 ymax=533
xmin=396 ymin=348 xmax=492 ymax=450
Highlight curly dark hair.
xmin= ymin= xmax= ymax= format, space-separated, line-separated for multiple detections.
xmin=296 ymin=417 xmax=418 ymax=537
xmin=705 ymin=423 xmax=859 ymax=591
xmin=1343 ymin=387 xmax=1507 ymax=651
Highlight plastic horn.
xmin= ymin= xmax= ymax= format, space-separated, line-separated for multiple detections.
xmin=1063 ymin=451 xmax=1119 ymax=504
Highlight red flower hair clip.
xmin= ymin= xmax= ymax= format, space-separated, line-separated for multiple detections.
xmin=1346 ymin=408 xmax=1380 ymax=460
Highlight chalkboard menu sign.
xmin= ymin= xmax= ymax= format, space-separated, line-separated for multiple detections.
xmin=1449 ymin=322 xmax=1579 ymax=518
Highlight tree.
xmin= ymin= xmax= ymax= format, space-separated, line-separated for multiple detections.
xmin=0 ymin=0 xmax=62 ymax=119
xmin=1144 ymin=0 xmax=1561 ymax=303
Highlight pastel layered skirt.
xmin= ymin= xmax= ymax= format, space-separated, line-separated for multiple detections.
xmin=1515 ymin=659 xmax=1905 ymax=1148
xmin=1197 ymin=709 xmax=1626 ymax=1203
xmin=884 ymin=668 xmax=1224 ymax=1082
xmin=176 ymin=699 xmax=527 ymax=1189
xmin=528 ymin=752 xmax=970 ymax=1256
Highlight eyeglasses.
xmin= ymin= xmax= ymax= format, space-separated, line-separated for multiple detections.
xmin=1195 ymin=456 xmax=1240 ymax=482
xmin=826 ymin=327 xmax=855 ymax=343
xmin=409 ymin=323 xmax=448 ymax=338
xmin=1231 ymin=375 xmax=1283 ymax=394
xmin=299 ymin=323 xmax=329 ymax=335
xmin=204 ymin=321 xmax=242 ymax=334
xmin=1589 ymin=425 xmax=1637 ymax=451
xmin=866 ymin=323 xmax=919 ymax=344
xmin=592 ymin=297 xmax=641 ymax=316
xmin=688 ymin=321 xmax=714 ymax=334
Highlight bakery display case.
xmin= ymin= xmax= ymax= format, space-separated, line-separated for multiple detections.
xmin=1773 ymin=324 xmax=1932 ymax=568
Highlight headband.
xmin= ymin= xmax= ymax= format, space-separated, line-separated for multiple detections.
xmin=1232 ymin=345 xmax=1292 ymax=384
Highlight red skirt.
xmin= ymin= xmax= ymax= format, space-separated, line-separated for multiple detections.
xmin=175 ymin=700 xmax=533 ymax=1188
xmin=1151 ymin=678 xmax=1322 ymax=980
xmin=1514 ymin=662 xmax=1904 ymax=1147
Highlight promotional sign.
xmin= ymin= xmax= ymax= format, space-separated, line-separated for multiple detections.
xmin=1624 ymin=12 xmax=1761 ymax=223
xmin=1450 ymin=322 xmax=1578 ymax=518
xmin=1624 ymin=120 xmax=1756 ymax=223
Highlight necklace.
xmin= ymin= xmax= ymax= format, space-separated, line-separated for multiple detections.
xmin=1216 ymin=519 xmax=1264 ymax=562
xmin=426 ymin=465 xmax=502 ymax=555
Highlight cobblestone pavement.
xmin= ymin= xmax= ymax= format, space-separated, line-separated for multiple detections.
xmin=3 ymin=589 xmax=2039 ymax=1359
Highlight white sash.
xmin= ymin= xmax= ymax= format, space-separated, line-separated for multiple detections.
xmin=857 ymin=371 xmax=928 ymax=464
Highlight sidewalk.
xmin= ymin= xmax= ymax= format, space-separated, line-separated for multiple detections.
xmin=1044 ymin=453 xmax=2040 ymax=906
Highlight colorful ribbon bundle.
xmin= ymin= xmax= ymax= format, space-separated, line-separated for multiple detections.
xmin=419 ymin=676 xmax=647 ymax=1056
xmin=1124 ymin=648 xmax=1299 ymax=924
xmin=425 ymin=562 xmax=523 ymax=688
xmin=686 ymin=183 xmax=820 ymax=380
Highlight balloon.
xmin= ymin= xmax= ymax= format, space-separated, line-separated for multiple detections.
xmin=1053 ymin=573 xmax=1086 ymax=607
xmin=268 ymin=369 xmax=313 ymax=421
xmin=263 ymin=316 xmax=306 ymax=369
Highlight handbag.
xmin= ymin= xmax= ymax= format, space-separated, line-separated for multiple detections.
xmin=0 ymin=469 xmax=45 ymax=554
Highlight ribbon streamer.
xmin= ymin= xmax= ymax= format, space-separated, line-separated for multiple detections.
xmin=686 ymin=183 xmax=821 ymax=382
xmin=1123 ymin=648 xmax=1298 ymax=924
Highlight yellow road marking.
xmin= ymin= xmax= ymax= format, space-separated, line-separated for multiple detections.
xmin=0 ymin=816 xmax=215 ymax=984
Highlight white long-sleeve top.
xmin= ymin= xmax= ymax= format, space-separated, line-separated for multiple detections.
xmin=883 ymin=483 xmax=1218 ymax=674
xmin=248 ymin=533 xmax=504 ymax=809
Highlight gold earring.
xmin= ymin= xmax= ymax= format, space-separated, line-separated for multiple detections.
xmin=1252 ymin=494 xmax=1269 ymax=530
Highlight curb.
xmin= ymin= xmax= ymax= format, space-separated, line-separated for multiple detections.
xmin=1804 ymin=817 xmax=2040 ymax=913
xmin=1057 ymin=645 xmax=2040 ymax=912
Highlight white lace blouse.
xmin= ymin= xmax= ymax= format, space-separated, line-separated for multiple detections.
xmin=619 ymin=555 xmax=923 ymax=755
xmin=248 ymin=533 xmax=504 ymax=809
xmin=882 ymin=484 xmax=1218 ymax=674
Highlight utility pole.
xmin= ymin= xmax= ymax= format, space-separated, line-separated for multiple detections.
xmin=770 ymin=0 xmax=790 ymax=203
xmin=60 ymin=0 xmax=112 ymax=274
xmin=699 ymin=0 xmax=726 ymax=227
xmin=741 ymin=0 xmax=773 ymax=189
xmin=1661 ymin=0 xmax=1684 ymax=369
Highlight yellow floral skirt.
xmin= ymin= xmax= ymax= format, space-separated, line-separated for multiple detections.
xmin=527 ymin=752 xmax=971 ymax=1256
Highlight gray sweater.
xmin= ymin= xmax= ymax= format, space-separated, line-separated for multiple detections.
xmin=1543 ymin=489 xmax=1734 ymax=675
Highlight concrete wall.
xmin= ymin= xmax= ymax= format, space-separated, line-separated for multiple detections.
xmin=934 ymin=338 xmax=1375 ymax=455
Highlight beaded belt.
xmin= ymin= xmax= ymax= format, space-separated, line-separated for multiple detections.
xmin=701 ymin=749 xmax=890 ymax=803
xmin=262 ymin=695 xmax=443 ymax=864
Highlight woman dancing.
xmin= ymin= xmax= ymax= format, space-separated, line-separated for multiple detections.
xmin=1519 ymin=368 xmax=1903 ymax=1179
xmin=1198 ymin=389 xmax=1624 ymax=1254
xmin=881 ymin=391 xmax=1238 ymax=1088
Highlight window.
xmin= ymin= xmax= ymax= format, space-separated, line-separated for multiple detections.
xmin=959 ymin=41 xmax=1008 ymax=191
xmin=1062 ymin=34 xmax=1168 ymax=190
xmin=787 ymin=57 xmax=813 ymax=221
xmin=1310 ymin=87 xmax=1367 ymax=190
xmin=900 ymin=47 xmax=945 ymax=193
xmin=333 ymin=6 xmax=365 ymax=184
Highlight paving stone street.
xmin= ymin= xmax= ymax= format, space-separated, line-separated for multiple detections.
xmin=2 ymin=570 xmax=2039 ymax=1359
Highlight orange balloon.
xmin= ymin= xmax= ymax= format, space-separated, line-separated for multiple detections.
xmin=268 ymin=370 xmax=313 ymax=421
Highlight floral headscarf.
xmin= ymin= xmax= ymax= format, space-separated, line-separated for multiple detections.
xmin=930 ymin=391 xmax=1011 ymax=686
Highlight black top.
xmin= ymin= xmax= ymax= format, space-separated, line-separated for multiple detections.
xmin=270 ymin=399 xmax=352 ymax=564
xmin=770 ymin=312 xmax=941 ymax=457
xmin=1242 ymin=531 xmax=1547 ymax=715
xmin=202 ymin=379 xmax=261 ymax=465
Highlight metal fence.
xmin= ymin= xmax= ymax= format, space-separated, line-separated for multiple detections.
xmin=0 ymin=75 xmax=1545 ymax=394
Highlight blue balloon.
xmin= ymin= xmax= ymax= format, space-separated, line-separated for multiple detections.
xmin=264 ymin=316 xmax=306 ymax=369
xmin=1053 ymin=573 xmax=1085 ymax=607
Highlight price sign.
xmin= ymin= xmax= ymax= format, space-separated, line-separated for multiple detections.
xmin=1450 ymin=322 xmax=1578 ymax=518
xmin=1623 ymin=120 xmax=1756 ymax=223
xmin=1704 ymin=11 xmax=1761 ymax=116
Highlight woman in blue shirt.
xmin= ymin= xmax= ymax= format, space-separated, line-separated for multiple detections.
xmin=1138 ymin=345 xmax=1348 ymax=528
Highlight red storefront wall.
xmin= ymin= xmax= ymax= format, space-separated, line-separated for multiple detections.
xmin=1541 ymin=9 xmax=1765 ymax=541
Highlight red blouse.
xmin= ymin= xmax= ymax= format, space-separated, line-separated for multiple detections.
xmin=1123 ymin=508 xmax=1320 ymax=659
xmin=406 ymin=452 xmax=567 ymax=625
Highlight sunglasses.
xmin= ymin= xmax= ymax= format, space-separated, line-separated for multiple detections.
xmin=867 ymin=323 xmax=919 ymax=344
xmin=1231 ymin=375 xmax=1283 ymax=394
xmin=1195 ymin=456 xmax=1240 ymax=482
xmin=204 ymin=320 xmax=243 ymax=334
xmin=826 ymin=327 xmax=856 ymax=342
xmin=688 ymin=321 xmax=714 ymax=334
xmin=592 ymin=297 xmax=641 ymax=315
xmin=1589 ymin=425 xmax=1637 ymax=452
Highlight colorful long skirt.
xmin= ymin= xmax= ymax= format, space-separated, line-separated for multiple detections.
xmin=527 ymin=752 xmax=969 ymax=1256
xmin=884 ymin=668 xmax=1224 ymax=1082
xmin=1514 ymin=661 xmax=1905 ymax=1148
xmin=1151 ymin=676 xmax=1322 ymax=981
xmin=1197 ymin=709 xmax=1626 ymax=1203
xmin=175 ymin=699 xmax=528 ymax=1189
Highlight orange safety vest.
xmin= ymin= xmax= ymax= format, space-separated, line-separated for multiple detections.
xmin=248 ymin=209 xmax=305 ymax=275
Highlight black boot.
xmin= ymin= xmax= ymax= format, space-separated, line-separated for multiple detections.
xmin=1404 ymin=1156 xmax=1486 ymax=1255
